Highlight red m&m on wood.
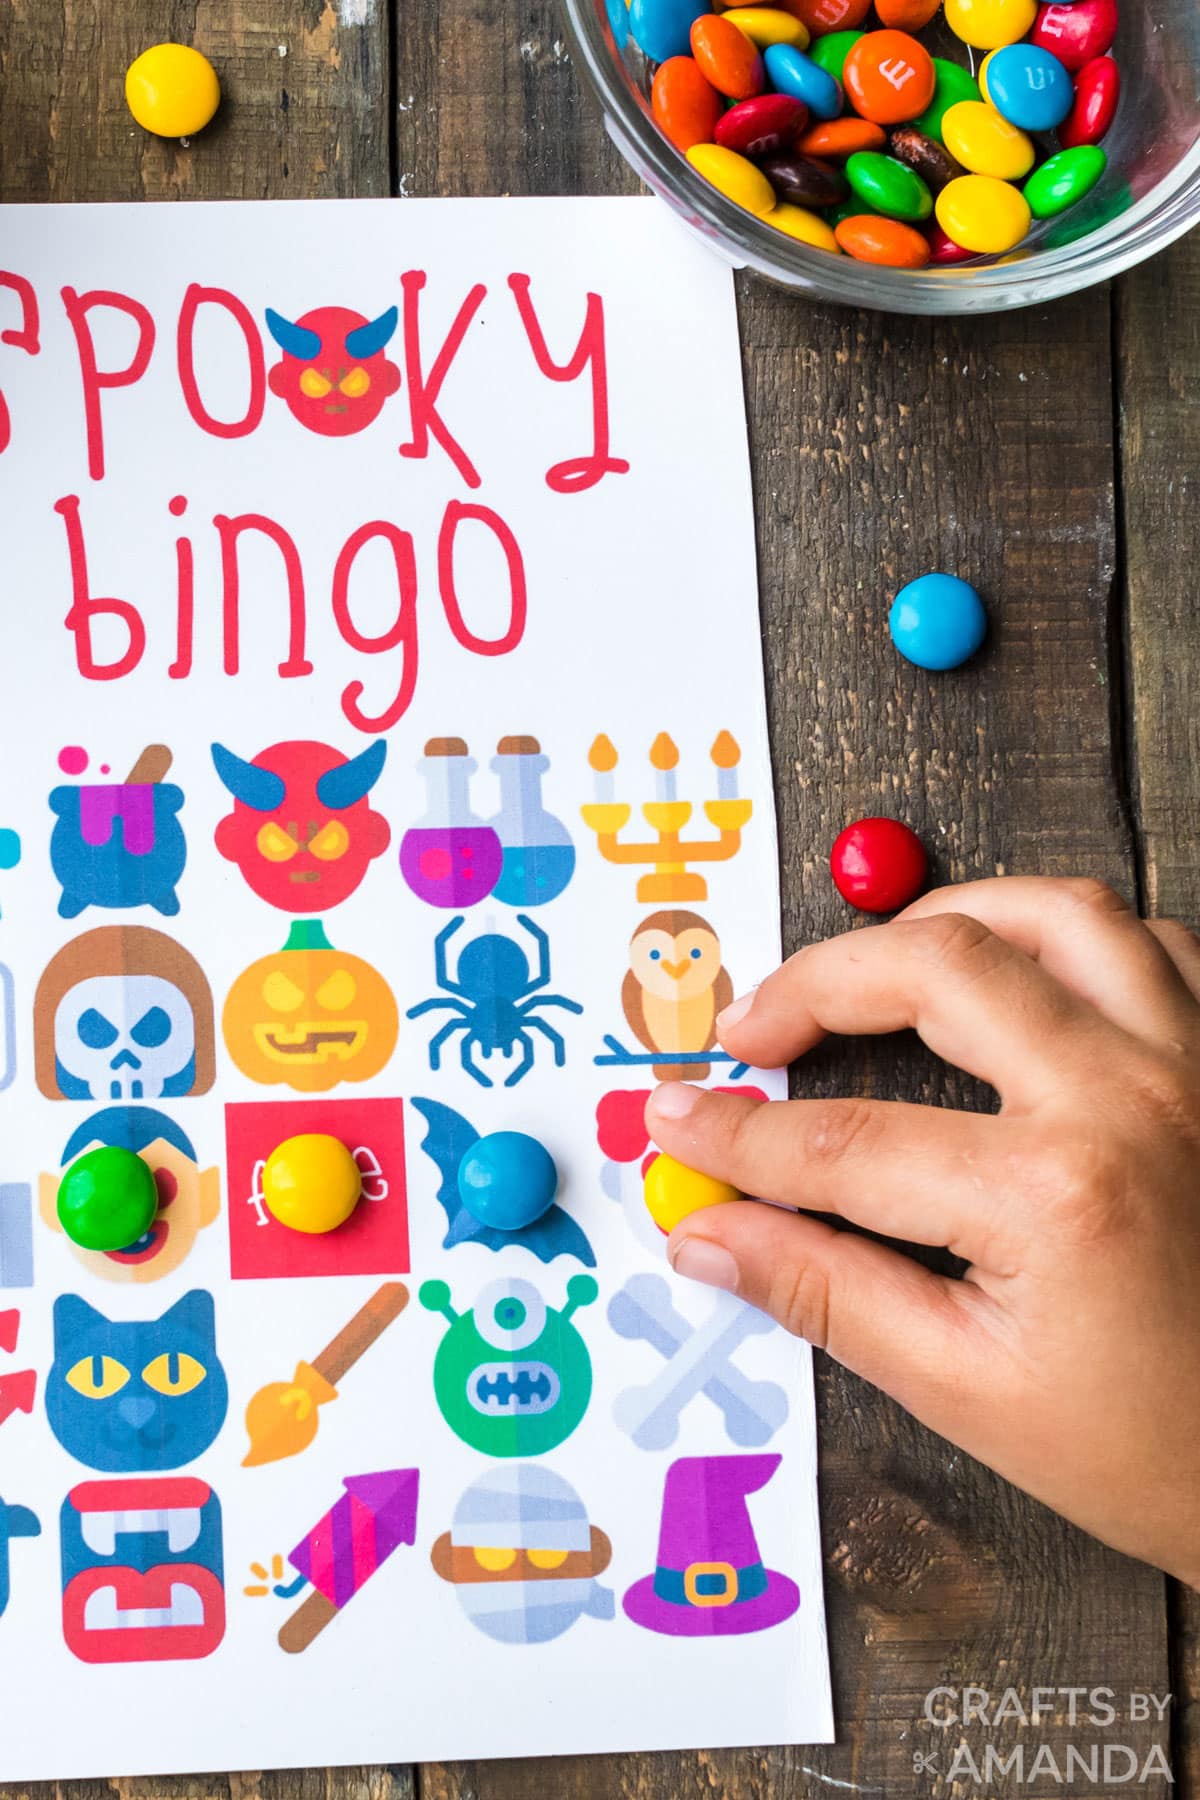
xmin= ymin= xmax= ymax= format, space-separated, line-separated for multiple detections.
xmin=829 ymin=817 xmax=929 ymax=913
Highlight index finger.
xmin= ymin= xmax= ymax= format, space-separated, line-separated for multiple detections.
xmin=716 ymin=912 xmax=1123 ymax=1111
xmin=645 ymin=1082 xmax=1021 ymax=1266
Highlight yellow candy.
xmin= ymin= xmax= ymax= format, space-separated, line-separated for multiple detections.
xmin=767 ymin=203 xmax=841 ymax=252
xmin=125 ymin=43 xmax=221 ymax=139
xmin=722 ymin=6 xmax=810 ymax=48
xmin=644 ymin=1154 xmax=741 ymax=1235
xmin=942 ymin=101 xmax=1035 ymax=180
xmin=936 ymin=174 xmax=1032 ymax=253
xmin=261 ymin=1133 xmax=362 ymax=1235
xmin=686 ymin=144 xmax=777 ymax=216
xmin=944 ymin=0 xmax=1036 ymax=50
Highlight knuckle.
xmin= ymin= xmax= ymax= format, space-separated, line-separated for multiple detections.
xmin=1012 ymin=1133 xmax=1134 ymax=1244
xmin=768 ymin=1258 xmax=831 ymax=1349
xmin=724 ymin=1095 xmax=771 ymax=1170
xmin=1124 ymin=1060 xmax=1200 ymax=1138
xmin=1056 ymin=877 xmax=1132 ymax=922
xmin=902 ymin=911 xmax=1000 ymax=976
xmin=802 ymin=1100 xmax=882 ymax=1168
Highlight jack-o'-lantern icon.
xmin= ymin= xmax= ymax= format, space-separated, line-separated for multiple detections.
xmin=223 ymin=921 xmax=398 ymax=1093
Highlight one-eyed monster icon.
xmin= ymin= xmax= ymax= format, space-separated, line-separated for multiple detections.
xmin=419 ymin=1275 xmax=598 ymax=1457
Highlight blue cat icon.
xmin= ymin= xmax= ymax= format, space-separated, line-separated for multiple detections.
xmin=46 ymin=1290 xmax=228 ymax=1472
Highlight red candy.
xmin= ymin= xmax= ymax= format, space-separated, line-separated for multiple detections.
xmin=715 ymin=92 xmax=809 ymax=155
xmin=1058 ymin=55 xmax=1120 ymax=148
xmin=926 ymin=222 xmax=975 ymax=262
xmin=1030 ymin=0 xmax=1118 ymax=74
xmin=829 ymin=817 xmax=929 ymax=913
xmin=784 ymin=0 xmax=871 ymax=33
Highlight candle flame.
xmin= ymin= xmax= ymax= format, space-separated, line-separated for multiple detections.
xmin=649 ymin=732 xmax=679 ymax=772
xmin=710 ymin=731 xmax=741 ymax=769
xmin=588 ymin=734 xmax=618 ymax=773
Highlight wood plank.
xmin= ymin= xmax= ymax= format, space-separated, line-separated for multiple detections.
xmin=0 ymin=0 xmax=389 ymax=205
xmin=1116 ymin=233 xmax=1200 ymax=929
xmin=1115 ymin=229 xmax=1200 ymax=1800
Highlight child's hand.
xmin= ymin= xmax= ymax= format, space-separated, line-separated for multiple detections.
xmin=645 ymin=878 xmax=1200 ymax=1585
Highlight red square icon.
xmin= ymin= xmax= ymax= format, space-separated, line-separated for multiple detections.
xmin=225 ymin=1097 xmax=409 ymax=1279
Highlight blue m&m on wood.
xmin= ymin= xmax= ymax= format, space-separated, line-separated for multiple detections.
xmin=889 ymin=572 xmax=988 ymax=670
xmin=457 ymin=1132 xmax=559 ymax=1232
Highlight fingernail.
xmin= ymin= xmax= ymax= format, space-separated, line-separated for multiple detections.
xmin=649 ymin=1081 xmax=699 ymax=1119
xmin=716 ymin=990 xmax=756 ymax=1033
xmin=670 ymin=1236 xmax=739 ymax=1293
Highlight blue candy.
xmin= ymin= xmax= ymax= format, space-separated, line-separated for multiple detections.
xmin=457 ymin=1131 xmax=559 ymax=1232
xmin=889 ymin=573 xmax=987 ymax=672
xmin=984 ymin=44 xmax=1073 ymax=133
xmin=763 ymin=45 xmax=843 ymax=121
xmin=628 ymin=0 xmax=706 ymax=64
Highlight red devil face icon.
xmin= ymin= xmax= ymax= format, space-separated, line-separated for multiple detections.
xmin=212 ymin=740 xmax=391 ymax=912
xmin=264 ymin=305 xmax=401 ymax=437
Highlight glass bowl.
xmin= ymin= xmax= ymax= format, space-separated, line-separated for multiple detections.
xmin=560 ymin=0 xmax=1200 ymax=312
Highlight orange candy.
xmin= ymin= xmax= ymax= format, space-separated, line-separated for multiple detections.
xmin=781 ymin=0 xmax=871 ymax=34
xmin=842 ymin=28 xmax=936 ymax=123
xmin=874 ymin=0 xmax=943 ymax=27
xmin=797 ymin=116 xmax=887 ymax=158
xmin=651 ymin=56 xmax=724 ymax=152
xmin=690 ymin=14 xmax=765 ymax=98
xmin=834 ymin=214 xmax=932 ymax=266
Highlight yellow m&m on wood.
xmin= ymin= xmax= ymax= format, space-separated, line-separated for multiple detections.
xmin=644 ymin=1154 xmax=741 ymax=1234
xmin=125 ymin=44 xmax=221 ymax=139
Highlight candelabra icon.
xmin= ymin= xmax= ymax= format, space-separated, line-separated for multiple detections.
xmin=581 ymin=731 xmax=752 ymax=902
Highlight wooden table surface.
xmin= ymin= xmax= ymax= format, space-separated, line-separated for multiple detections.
xmin=1 ymin=2 xmax=1197 ymax=1797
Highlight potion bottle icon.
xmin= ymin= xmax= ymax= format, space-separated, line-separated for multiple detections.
xmin=489 ymin=735 xmax=576 ymax=907
xmin=399 ymin=738 xmax=503 ymax=909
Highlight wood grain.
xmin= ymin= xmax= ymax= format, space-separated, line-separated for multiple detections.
xmin=1116 ymin=227 xmax=1200 ymax=1800
xmin=0 ymin=0 xmax=1184 ymax=1791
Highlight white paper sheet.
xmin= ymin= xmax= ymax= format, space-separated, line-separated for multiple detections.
xmin=0 ymin=197 xmax=833 ymax=1777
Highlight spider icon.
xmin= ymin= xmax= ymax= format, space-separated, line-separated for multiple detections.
xmin=407 ymin=914 xmax=582 ymax=1088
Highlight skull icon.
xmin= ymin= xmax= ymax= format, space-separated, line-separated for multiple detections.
xmin=34 ymin=927 xmax=215 ymax=1101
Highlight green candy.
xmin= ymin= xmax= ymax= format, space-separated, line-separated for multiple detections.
xmin=1024 ymin=146 xmax=1108 ymax=220
xmin=912 ymin=59 xmax=981 ymax=146
xmin=845 ymin=151 xmax=932 ymax=223
xmin=808 ymin=29 xmax=861 ymax=82
xmin=57 ymin=1145 xmax=158 ymax=1252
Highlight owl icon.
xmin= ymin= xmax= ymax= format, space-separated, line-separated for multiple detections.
xmin=621 ymin=910 xmax=732 ymax=1081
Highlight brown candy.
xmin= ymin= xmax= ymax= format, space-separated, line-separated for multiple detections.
xmin=888 ymin=127 xmax=964 ymax=193
xmin=760 ymin=152 xmax=849 ymax=209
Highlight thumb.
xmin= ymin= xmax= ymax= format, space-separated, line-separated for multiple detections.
xmin=667 ymin=1201 xmax=988 ymax=1429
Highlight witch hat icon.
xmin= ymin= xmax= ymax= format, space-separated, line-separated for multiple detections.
xmin=623 ymin=1453 xmax=799 ymax=1637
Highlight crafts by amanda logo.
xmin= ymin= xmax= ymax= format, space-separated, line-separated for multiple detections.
xmin=910 ymin=1687 xmax=1173 ymax=1787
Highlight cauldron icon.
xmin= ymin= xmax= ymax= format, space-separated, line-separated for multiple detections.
xmin=50 ymin=745 xmax=186 ymax=919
